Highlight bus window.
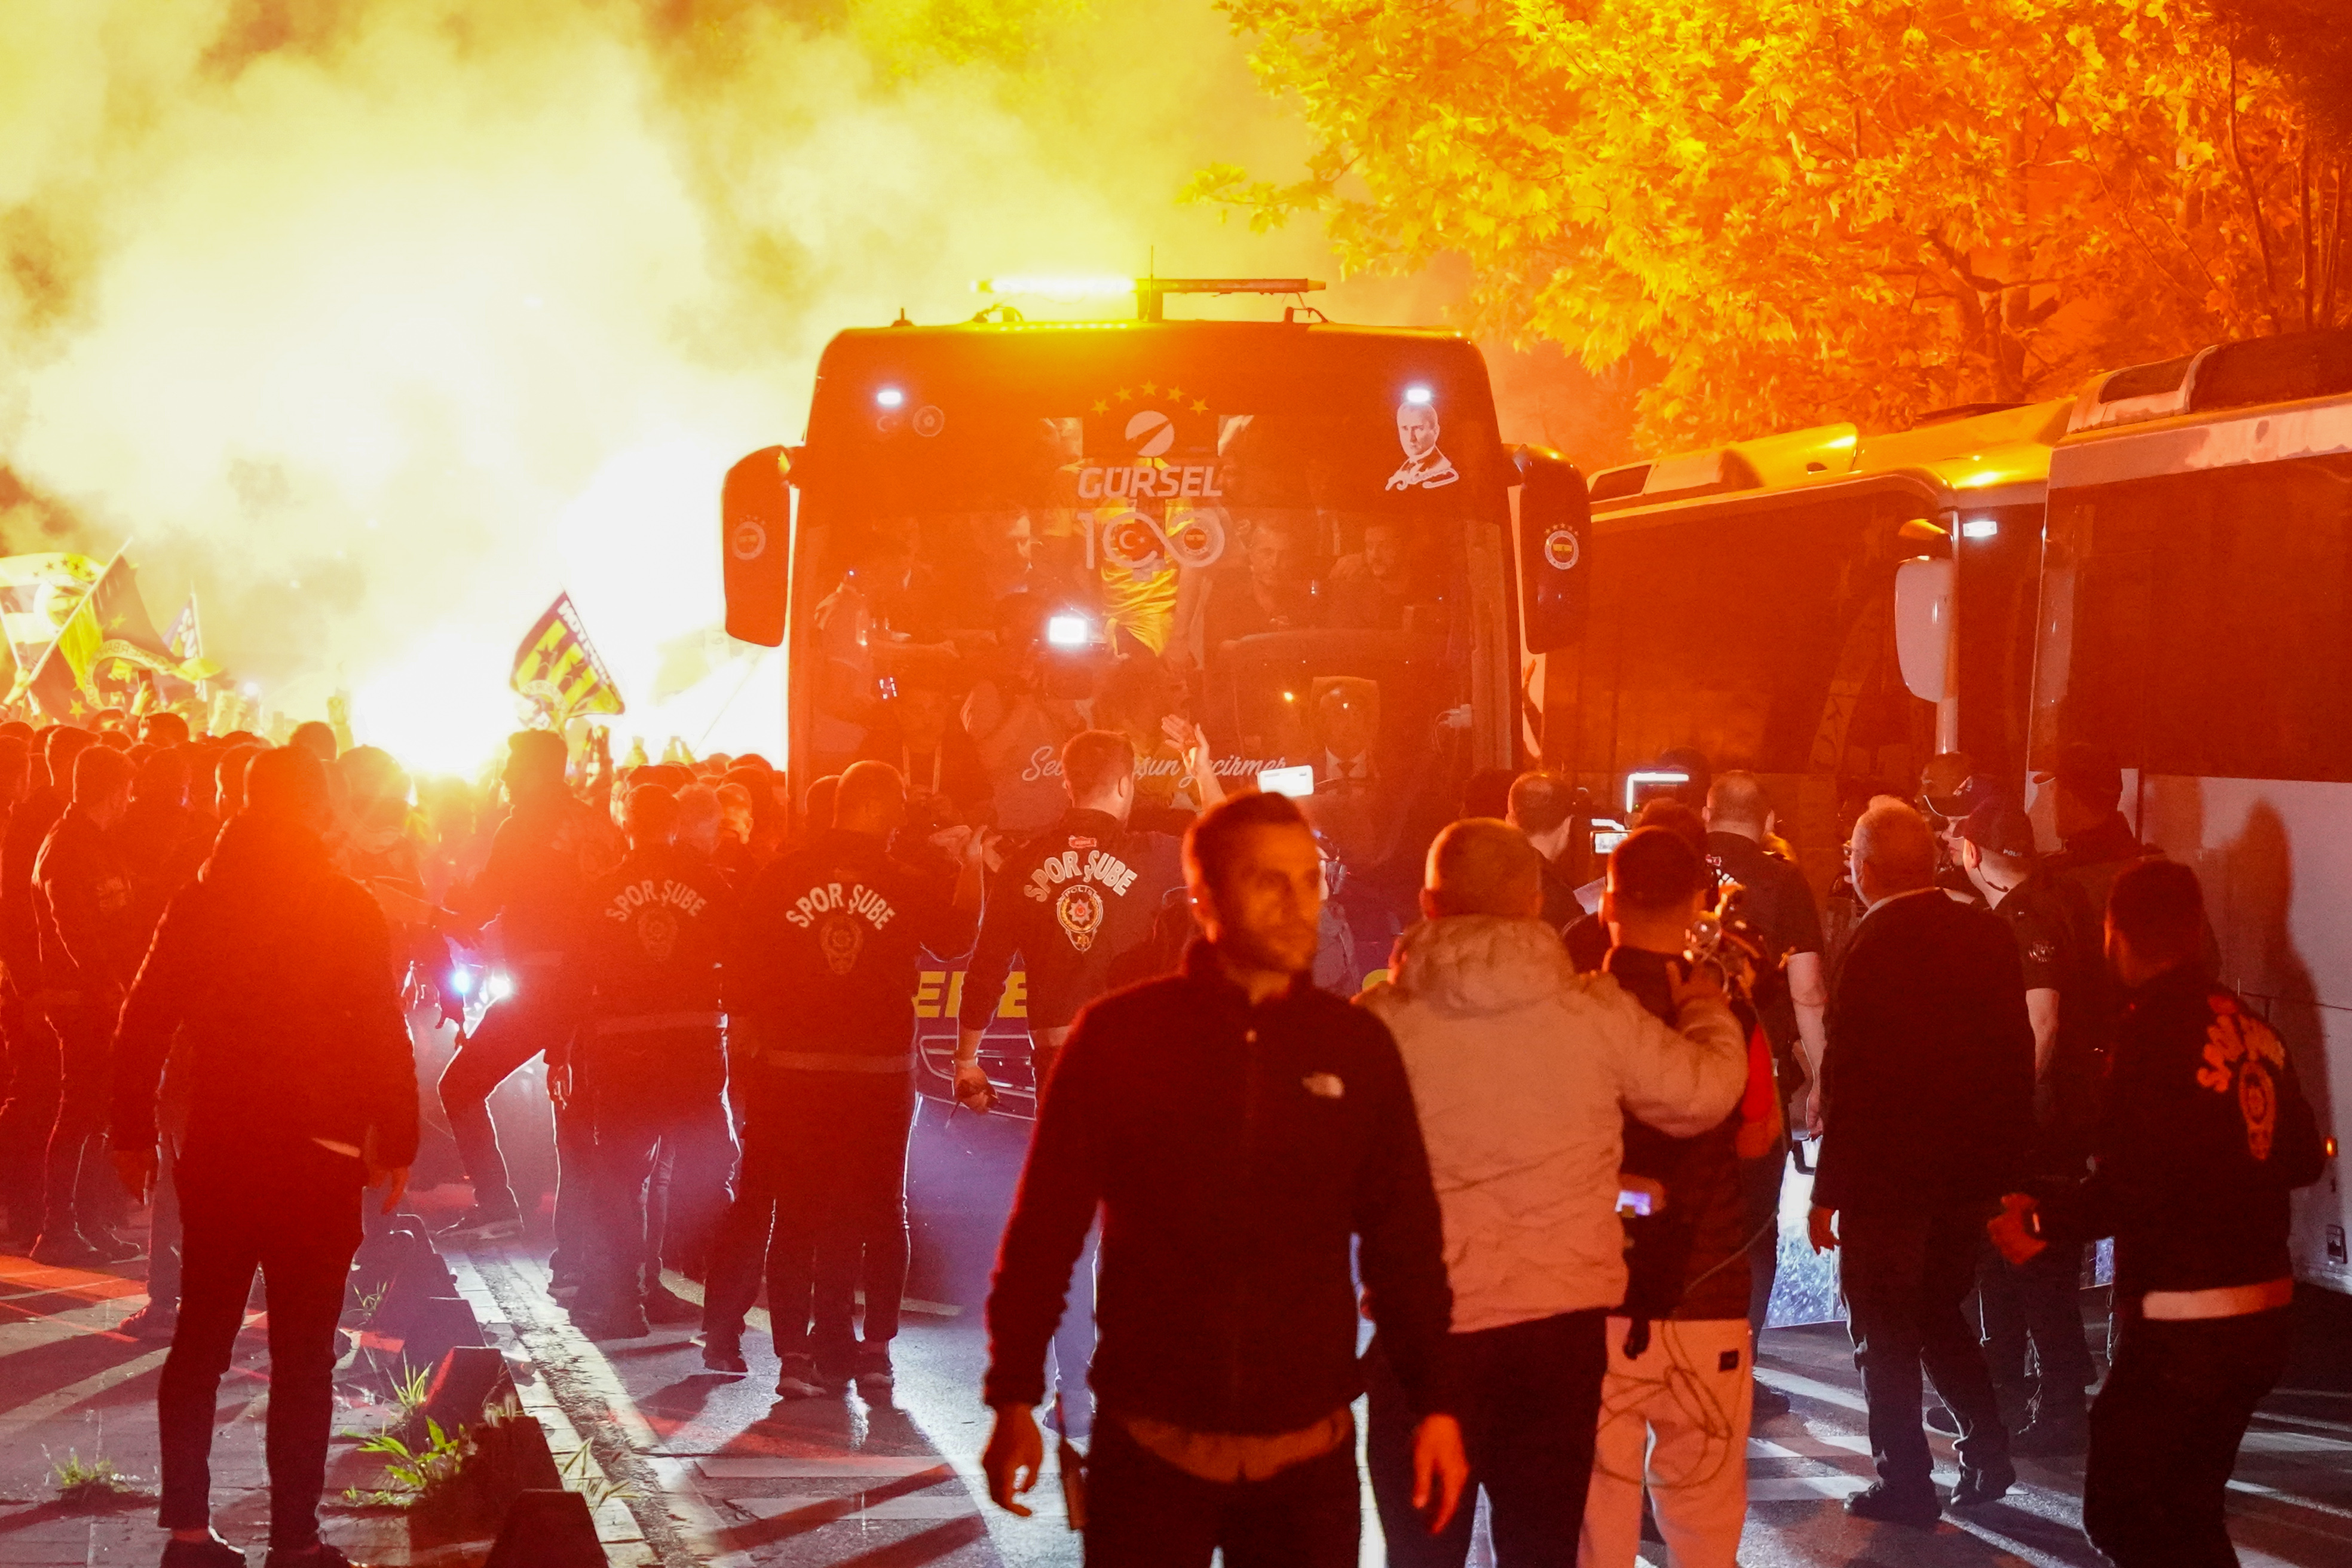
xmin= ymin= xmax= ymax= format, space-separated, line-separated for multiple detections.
xmin=1558 ymin=492 xmax=1937 ymax=791
xmin=1952 ymin=503 xmax=2046 ymax=787
xmin=2036 ymin=454 xmax=2352 ymax=783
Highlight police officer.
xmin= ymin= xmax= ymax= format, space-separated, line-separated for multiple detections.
xmin=712 ymin=761 xmax=982 ymax=1394
xmin=30 ymin=746 xmax=142 ymax=1263
xmin=952 ymin=729 xmax=1183 ymax=1437
xmin=953 ymin=729 xmax=1183 ymax=1101
xmin=562 ymin=783 xmax=732 ymax=1340
xmin=1956 ymin=802 xmax=2098 ymax=1452
xmin=1990 ymin=859 xmax=2323 ymax=1568
xmin=2036 ymin=742 xmax=2157 ymax=965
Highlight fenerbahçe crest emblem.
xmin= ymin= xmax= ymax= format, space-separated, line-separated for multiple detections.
xmin=1056 ymin=883 xmax=1105 ymax=953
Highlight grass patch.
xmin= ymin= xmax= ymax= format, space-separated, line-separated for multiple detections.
xmin=50 ymin=1451 xmax=141 ymax=1509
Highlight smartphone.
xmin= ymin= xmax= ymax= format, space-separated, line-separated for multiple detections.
xmin=1257 ymin=764 xmax=1316 ymax=798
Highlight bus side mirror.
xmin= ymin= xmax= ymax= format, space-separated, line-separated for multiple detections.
xmin=722 ymin=446 xmax=793 ymax=647
xmin=1894 ymin=556 xmax=1953 ymax=702
xmin=1514 ymin=445 xmax=1591 ymax=654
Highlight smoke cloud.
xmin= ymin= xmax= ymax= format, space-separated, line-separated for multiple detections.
xmin=1 ymin=0 xmax=1443 ymax=768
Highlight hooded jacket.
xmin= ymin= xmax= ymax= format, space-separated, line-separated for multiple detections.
xmin=109 ymin=812 xmax=418 ymax=1187
xmin=1358 ymin=916 xmax=1748 ymax=1334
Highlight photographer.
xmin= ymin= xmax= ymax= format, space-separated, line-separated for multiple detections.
xmin=1990 ymin=859 xmax=2323 ymax=1568
xmin=1701 ymin=771 xmax=1828 ymax=1419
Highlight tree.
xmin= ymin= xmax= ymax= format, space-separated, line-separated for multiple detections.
xmin=1191 ymin=0 xmax=2347 ymax=449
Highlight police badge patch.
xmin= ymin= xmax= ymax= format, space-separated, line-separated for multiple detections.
xmin=1056 ymin=883 xmax=1105 ymax=953
xmin=639 ymin=906 xmax=679 ymax=962
xmin=819 ymin=912 xmax=865 ymax=975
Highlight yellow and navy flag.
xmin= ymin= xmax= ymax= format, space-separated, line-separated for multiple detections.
xmin=24 ymin=549 xmax=184 ymax=721
xmin=0 ymin=553 xmax=100 ymax=704
xmin=512 ymin=592 xmax=624 ymax=724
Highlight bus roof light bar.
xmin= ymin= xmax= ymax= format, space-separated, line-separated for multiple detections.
xmin=973 ymin=276 xmax=1327 ymax=322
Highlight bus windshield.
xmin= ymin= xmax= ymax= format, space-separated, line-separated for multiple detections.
xmin=795 ymin=397 xmax=1496 ymax=953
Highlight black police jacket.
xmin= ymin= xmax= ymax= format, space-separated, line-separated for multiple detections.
xmin=730 ymin=828 xmax=977 ymax=1066
xmin=2037 ymin=966 xmax=2324 ymax=1298
xmin=985 ymin=940 xmax=1457 ymax=1432
xmin=960 ymin=808 xmax=1181 ymax=1033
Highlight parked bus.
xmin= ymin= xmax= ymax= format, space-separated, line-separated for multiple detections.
xmin=2036 ymin=327 xmax=2352 ymax=1294
xmin=721 ymin=279 xmax=1586 ymax=1113
xmin=1569 ymin=326 xmax=2352 ymax=1300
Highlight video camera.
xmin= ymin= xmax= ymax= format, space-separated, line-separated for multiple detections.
xmin=1683 ymin=878 xmax=1781 ymax=1006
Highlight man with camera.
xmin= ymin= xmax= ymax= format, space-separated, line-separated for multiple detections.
xmin=982 ymin=791 xmax=1465 ymax=1566
xmin=1810 ymin=799 xmax=2033 ymax=1526
xmin=1990 ymin=859 xmax=2323 ymax=1568
xmin=1701 ymin=771 xmax=1828 ymax=1419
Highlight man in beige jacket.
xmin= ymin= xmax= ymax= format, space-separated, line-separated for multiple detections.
xmin=1358 ymin=819 xmax=1748 ymax=1567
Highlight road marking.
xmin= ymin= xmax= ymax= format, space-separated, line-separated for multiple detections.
xmin=723 ymin=1494 xmax=982 ymax=1521
xmin=0 ymin=1295 xmax=146 ymax=1361
xmin=1747 ymin=1476 xmax=1873 ymax=1502
xmin=0 ymin=1345 xmax=174 ymax=1429
xmin=697 ymin=1456 xmax=958 ymax=1480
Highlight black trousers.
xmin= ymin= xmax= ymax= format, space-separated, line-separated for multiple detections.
xmin=1367 ymin=1308 xmax=1609 ymax=1567
xmin=0 ymin=985 xmax=55 ymax=1236
xmin=434 ymin=992 xmax=567 ymax=1222
xmin=1083 ymin=1416 xmax=1359 ymax=1568
xmin=40 ymin=1010 xmax=111 ymax=1235
xmin=1840 ymin=1202 xmax=2010 ymax=1496
xmin=703 ymin=1070 xmax=912 ymax=1358
xmin=1977 ymin=1237 xmax=2094 ymax=1419
xmin=2083 ymin=1304 xmax=2292 ymax=1568
xmin=1741 ymin=1143 xmax=1786 ymax=1339
xmin=585 ymin=1071 xmax=730 ymax=1308
xmin=158 ymin=1153 xmax=361 ymax=1549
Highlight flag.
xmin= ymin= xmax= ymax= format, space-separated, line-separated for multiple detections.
xmin=511 ymin=592 xmax=625 ymax=724
xmin=26 ymin=549 xmax=183 ymax=721
xmin=154 ymin=593 xmax=208 ymax=705
xmin=0 ymin=553 xmax=100 ymax=708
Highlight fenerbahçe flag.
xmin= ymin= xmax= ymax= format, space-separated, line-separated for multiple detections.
xmin=512 ymin=592 xmax=625 ymax=723
xmin=23 ymin=550 xmax=188 ymax=720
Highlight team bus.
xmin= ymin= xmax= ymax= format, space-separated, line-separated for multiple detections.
xmin=720 ymin=278 xmax=1588 ymax=1116
xmin=1573 ymin=325 xmax=2351 ymax=1301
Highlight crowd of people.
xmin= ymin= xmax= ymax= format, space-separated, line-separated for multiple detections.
xmin=0 ymin=700 xmax=2327 ymax=1568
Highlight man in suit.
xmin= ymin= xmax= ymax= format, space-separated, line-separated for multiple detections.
xmin=1809 ymin=799 xmax=2033 ymax=1527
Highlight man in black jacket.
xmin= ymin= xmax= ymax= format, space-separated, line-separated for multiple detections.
xmin=1810 ymin=799 xmax=2034 ymax=1526
xmin=1991 ymin=859 xmax=2324 ymax=1568
xmin=981 ymin=789 xmax=1468 ymax=1567
xmin=708 ymin=760 xmax=984 ymax=1390
xmin=111 ymin=745 xmax=418 ymax=1568
xmin=30 ymin=745 xmax=141 ymax=1263
xmin=564 ymin=783 xmax=733 ymax=1340
xmin=952 ymin=728 xmax=1183 ymax=1438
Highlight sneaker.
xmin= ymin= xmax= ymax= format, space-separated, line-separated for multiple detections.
xmin=1845 ymin=1482 xmax=1941 ymax=1529
xmin=120 ymin=1301 xmax=179 ymax=1340
xmin=28 ymin=1230 xmax=106 ymax=1267
xmin=436 ymin=1207 xmax=523 ymax=1243
xmin=852 ymin=1345 xmax=894 ymax=1386
xmin=262 ymin=1544 xmax=365 ymax=1568
xmin=2010 ymin=1416 xmax=2088 ymax=1457
xmin=1950 ymin=1457 xmax=2017 ymax=1508
xmin=775 ymin=1353 xmax=831 ymax=1399
xmin=701 ymin=1332 xmax=748 ymax=1375
xmin=644 ymin=1281 xmax=700 ymax=1324
xmin=1750 ymin=1377 xmax=1791 ymax=1419
xmin=160 ymin=1529 xmax=244 ymax=1568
